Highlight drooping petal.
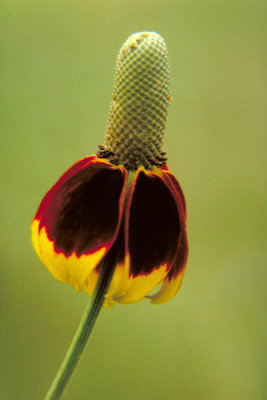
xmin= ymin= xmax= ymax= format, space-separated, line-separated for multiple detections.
xmin=114 ymin=167 xmax=181 ymax=303
xmin=84 ymin=225 xmax=129 ymax=307
xmin=31 ymin=156 xmax=127 ymax=290
xmin=128 ymin=168 xmax=181 ymax=275
xmin=103 ymin=254 xmax=131 ymax=307
xmin=115 ymin=260 xmax=168 ymax=304
xmin=162 ymin=167 xmax=187 ymax=218
xmin=148 ymin=168 xmax=188 ymax=304
xmin=149 ymin=226 xmax=188 ymax=304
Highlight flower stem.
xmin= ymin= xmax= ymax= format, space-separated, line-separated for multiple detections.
xmin=44 ymin=243 xmax=118 ymax=400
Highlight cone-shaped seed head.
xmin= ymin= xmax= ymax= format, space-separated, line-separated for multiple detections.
xmin=104 ymin=32 xmax=170 ymax=170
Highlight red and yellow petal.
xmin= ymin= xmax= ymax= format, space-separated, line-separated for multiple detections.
xmin=102 ymin=254 xmax=131 ymax=307
xmin=149 ymin=216 xmax=188 ymax=304
xmin=109 ymin=166 xmax=183 ymax=304
xmin=83 ymin=227 xmax=130 ymax=307
xmin=115 ymin=260 xmax=168 ymax=304
xmin=31 ymin=156 xmax=127 ymax=291
xmin=31 ymin=223 xmax=108 ymax=291
xmin=148 ymin=167 xmax=188 ymax=303
xmin=161 ymin=167 xmax=187 ymax=218
xmin=148 ymin=266 xmax=186 ymax=304
xmin=127 ymin=167 xmax=181 ymax=275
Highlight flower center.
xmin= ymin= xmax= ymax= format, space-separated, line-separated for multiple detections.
xmin=99 ymin=32 xmax=170 ymax=170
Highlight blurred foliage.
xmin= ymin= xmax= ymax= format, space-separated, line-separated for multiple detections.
xmin=1 ymin=0 xmax=266 ymax=399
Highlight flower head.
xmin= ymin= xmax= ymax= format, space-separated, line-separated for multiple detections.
xmin=31 ymin=32 xmax=188 ymax=307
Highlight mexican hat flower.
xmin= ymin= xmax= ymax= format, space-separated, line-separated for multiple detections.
xmin=31 ymin=31 xmax=188 ymax=308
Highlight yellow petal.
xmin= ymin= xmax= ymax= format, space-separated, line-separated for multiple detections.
xmin=83 ymin=269 xmax=99 ymax=297
xmin=31 ymin=220 xmax=107 ymax=291
xmin=106 ymin=253 xmax=131 ymax=299
xmin=84 ymin=255 xmax=131 ymax=308
xmin=148 ymin=267 xmax=186 ymax=304
xmin=116 ymin=263 xmax=168 ymax=304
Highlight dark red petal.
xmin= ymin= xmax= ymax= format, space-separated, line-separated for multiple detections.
xmin=147 ymin=168 xmax=188 ymax=304
xmin=35 ymin=156 xmax=96 ymax=220
xmin=126 ymin=169 xmax=181 ymax=277
xmin=160 ymin=168 xmax=188 ymax=279
xmin=36 ymin=157 xmax=127 ymax=256
xmin=170 ymin=230 xmax=188 ymax=281
xmin=159 ymin=165 xmax=186 ymax=217
xmin=167 ymin=219 xmax=188 ymax=280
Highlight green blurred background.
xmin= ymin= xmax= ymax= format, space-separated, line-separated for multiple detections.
xmin=1 ymin=1 xmax=266 ymax=399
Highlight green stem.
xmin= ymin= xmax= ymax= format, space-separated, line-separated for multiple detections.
xmin=44 ymin=242 xmax=118 ymax=400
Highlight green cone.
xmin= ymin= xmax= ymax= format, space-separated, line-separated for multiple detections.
xmin=103 ymin=31 xmax=170 ymax=170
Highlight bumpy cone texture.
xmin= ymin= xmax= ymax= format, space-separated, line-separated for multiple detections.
xmin=104 ymin=32 xmax=170 ymax=170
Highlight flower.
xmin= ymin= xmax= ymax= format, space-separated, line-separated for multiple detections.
xmin=31 ymin=32 xmax=188 ymax=307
